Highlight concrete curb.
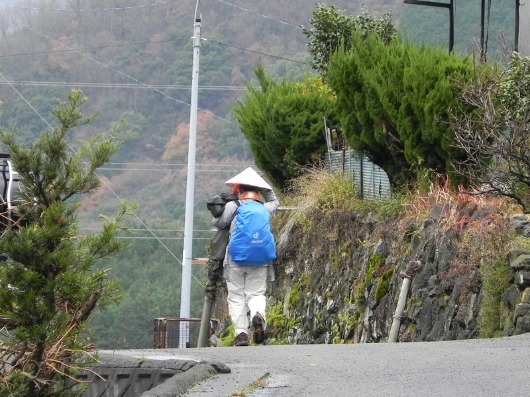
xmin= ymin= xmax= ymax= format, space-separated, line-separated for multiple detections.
xmin=79 ymin=352 xmax=231 ymax=396
xmin=140 ymin=363 xmax=218 ymax=397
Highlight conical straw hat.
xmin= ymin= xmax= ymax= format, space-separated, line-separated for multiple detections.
xmin=225 ymin=167 xmax=272 ymax=190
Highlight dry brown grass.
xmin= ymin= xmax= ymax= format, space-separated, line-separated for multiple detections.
xmin=275 ymin=165 xmax=360 ymax=253
xmin=284 ymin=164 xmax=359 ymax=214
xmin=402 ymin=174 xmax=521 ymax=229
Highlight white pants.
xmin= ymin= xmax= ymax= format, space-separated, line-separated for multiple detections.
xmin=225 ymin=264 xmax=268 ymax=336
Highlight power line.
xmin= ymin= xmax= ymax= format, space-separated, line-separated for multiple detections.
xmin=0 ymin=38 xmax=179 ymax=59
xmin=80 ymin=228 xmax=215 ymax=232
xmin=1 ymin=0 xmax=303 ymax=30
xmin=208 ymin=39 xmax=308 ymax=65
xmin=4 ymin=26 xmax=296 ymax=125
xmin=0 ymin=69 xmax=48 ymax=127
xmin=25 ymin=26 xmax=236 ymax=127
xmin=0 ymin=0 xmax=173 ymax=12
xmin=95 ymin=161 xmax=250 ymax=172
xmin=117 ymin=237 xmax=211 ymax=240
xmin=0 ymin=0 xmax=308 ymax=68
xmin=216 ymin=0 xmax=303 ymax=30
xmin=0 ymin=2 xmax=307 ymax=66
xmin=96 ymin=167 xmax=246 ymax=172
xmin=0 ymin=35 xmax=307 ymax=67
xmin=0 ymin=80 xmax=245 ymax=91
xmin=107 ymin=162 xmax=249 ymax=166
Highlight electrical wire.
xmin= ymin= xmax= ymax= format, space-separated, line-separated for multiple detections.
xmin=96 ymin=167 xmax=245 ymax=172
xmin=208 ymin=39 xmax=308 ymax=65
xmin=107 ymin=162 xmax=248 ymax=166
xmin=0 ymin=0 xmax=173 ymax=12
xmin=80 ymin=228 xmax=215 ymax=232
xmin=0 ymin=80 xmax=246 ymax=91
xmin=0 ymin=69 xmax=48 ymax=129
xmin=94 ymin=161 xmax=249 ymax=172
xmin=216 ymin=0 xmax=303 ymax=30
xmin=0 ymin=38 xmax=178 ymax=59
xmin=0 ymin=35 xmax=306 ymax=67
xmin=0 ymin=0 xmax=304 ymax=33
xmin=25 ymin=26 xmax=236 ymax=127
xmin=115 ymin=237 xmax=212 ymax=240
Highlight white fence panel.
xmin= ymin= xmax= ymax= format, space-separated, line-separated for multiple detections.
xmin=324 ymin=149 xmax=392 ymax=200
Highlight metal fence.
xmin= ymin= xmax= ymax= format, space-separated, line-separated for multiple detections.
xmin=153 ymin=317 xmax=219 ymax=348
xmin=324 ymin=148 xmax=392 ymax=200
xmin=153 ymin=317 xmax=201 ymax=348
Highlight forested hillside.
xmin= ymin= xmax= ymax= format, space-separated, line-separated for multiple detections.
xmin=0 ymin=0 xmax=515 ymax=349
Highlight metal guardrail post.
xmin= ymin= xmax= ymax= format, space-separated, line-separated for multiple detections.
xmin=388 ymin=261 xmax=420 ymax=343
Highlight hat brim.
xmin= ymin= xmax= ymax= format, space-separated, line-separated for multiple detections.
xmin=225 ymin=167 xmax=272 ymax=190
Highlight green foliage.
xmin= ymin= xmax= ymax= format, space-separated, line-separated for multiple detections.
xmin=288 ymin=166 xmax=359 ymax=215
xmin=233 ymin=66 xmax=339 ymax=189
xmin=88 ymin=238 xmax=209 ymax=349
xmin=289 ymin=282 xmax=302 ymax=308
xmin=303 ymin=3 xmax=397 ymax=77
xmin=375 ymin=268 xmax=394 ymax=304
xmin=331 ymin=322 xmax=343 ymax=344
xmin=373 ymin=196 xmax=405 ymax=219
xmin=352 ymin=279 xmax=366 ymax=307
xmin=0 ymin=90 xmax=129 ymax=396
xmin=498 ymin=53 xmax=530 ymax=121
xmin=219 ymin=324 xmax=236 ymax=347
xmin=479 ymin=260 xmax=510 ymax=338
xmin=265 ymin=304 xmax=288 ymax=343
xmin=315 ymin=174 xmax=358 ymax=214
xmin=0 ymin=88 xmax=70 ymax=145
xmin=327 ymin=32 xmax=478 ymax=188
xmin=366 ymin=253 xmax=385 ymax=284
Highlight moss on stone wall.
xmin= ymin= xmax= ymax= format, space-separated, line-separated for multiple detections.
xmin=375 ymin=268 xmax=394 ymax=304
xmin=265 ymin=168 xmax=529 ymax=344
xmin=265 ymin=304 xmax=288 ymax=344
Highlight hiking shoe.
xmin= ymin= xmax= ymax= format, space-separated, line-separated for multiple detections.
xmin=234 ymin=332 xmax=249 ymax=346
xmin=252 ymin=313 xmax=266 ymax=344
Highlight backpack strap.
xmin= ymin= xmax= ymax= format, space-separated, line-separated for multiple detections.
xmin=231 ymin=200 xmax=241 ymax=222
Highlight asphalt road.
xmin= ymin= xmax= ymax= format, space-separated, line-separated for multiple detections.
xmin=102 ymin=333 xmax=530 ymax=397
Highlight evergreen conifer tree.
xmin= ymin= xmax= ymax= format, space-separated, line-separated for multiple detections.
xmin=233 ymin=66 xmax=339 ymax=188
xmin=0 ymin=90 xmax=129 ymax=396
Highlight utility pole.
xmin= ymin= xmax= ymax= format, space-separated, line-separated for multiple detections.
xmin=480 ymin=0 xmax=486 ymax=62
xmin=515 ymin=0 xmax=520 ymax=53
xmin=180 ymin=0 xmax=201 ymax=332
xmin=404 ymin=0 xmax=454 ymax=53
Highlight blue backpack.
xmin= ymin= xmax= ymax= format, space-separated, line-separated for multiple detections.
xmin=228 ymin=200 xmax=276 ymax=266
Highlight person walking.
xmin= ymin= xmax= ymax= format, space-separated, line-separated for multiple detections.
xmin=212 ymin=167 xmax=279 ymax=346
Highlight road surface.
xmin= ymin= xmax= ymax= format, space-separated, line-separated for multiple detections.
xmin=101 ymin=333 xmax=530 ymax=396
